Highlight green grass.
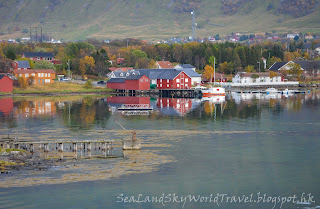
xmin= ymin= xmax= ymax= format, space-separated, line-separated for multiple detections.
xmin=12 ymin=82 xmax=113 ymax=94
xmin=0 ymin=0 xmax=320 ymax=41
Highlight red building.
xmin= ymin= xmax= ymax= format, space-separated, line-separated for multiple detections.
xmin=125 ymin=75 xmax=150 ymax=90
xmin=0 ymin=75 xmax=13 ymax=92
xmin=107 ymin=78 xmax=126 ymax=90
xmin=157 ymin=71 xmax=192 ymax=89
xmin=107 ymin=75 xmax=150 ymax=90
xmin=22 ymin=52 xmax=61 ymax=65
xmin=12 ymin=60 xmax=31 ymax=70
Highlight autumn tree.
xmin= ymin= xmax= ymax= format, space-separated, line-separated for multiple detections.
xmin=251 ymin=74 xmax=259 ymax=83
xmin=245 ymin=65 xmax=254 ymax=73
xmin=148 ymin=59 xmax=157 ymax=68
xmin=33 ymin=60 xmax=56 ymax=70
xmin=203 ymin=65 xmax=214 ymax=81
xmin=288 ymin=63 xmax=303 ymax=81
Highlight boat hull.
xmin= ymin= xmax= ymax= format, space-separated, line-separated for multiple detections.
xmin=201 ymin=87 xmax=225 ymax=97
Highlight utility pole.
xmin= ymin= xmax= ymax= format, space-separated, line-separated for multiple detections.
xmin=67 ymin=59 xmax=70 ymax=79
xmin=191 ymin=10 xmax=196 ymax=41
xmin=36 ymin=27 xmax=38 ymax=43
xmin=29 ymin=27 xmax=32 ymax=43
xmin=257 ymin=61 xmax=260 ymax=72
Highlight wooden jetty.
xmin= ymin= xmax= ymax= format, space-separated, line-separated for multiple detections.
xmin=114 ymin=89 xmax=202 ymax=98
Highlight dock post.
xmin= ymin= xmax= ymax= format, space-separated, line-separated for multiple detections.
xmin=87 ymin=143 xmax=91 ymax=151
xmin=44 ymin=143 xmax=49 ymax=152
xmin=58 ymin=143 xmax=64 ymax=152
xmin=14 ymin=143 xmax=20 ymax=149
xmin=102 ymin=142 xmax=106 ymax=150
xmin=107 ymin=143 xmax=110 ymax=150
xmin=30 ymin=144 xmax=34 ymax=152
xmin=72 ymin=143 xmax=77 ymax=152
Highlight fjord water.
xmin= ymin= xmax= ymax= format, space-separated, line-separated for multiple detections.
xmin=0 ymin=93 xmax=319 ymax=209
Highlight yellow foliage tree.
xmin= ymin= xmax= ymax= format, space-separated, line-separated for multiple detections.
xmin=79 ymin=59 xmax=86 ymax=78
xmin=203 ymin=65 xmax=214 ymax=81
xmin=148 ymin=59 xmax=157 ymax=68
xmin=244 ymin=65 xmax=254 ymax=73
xmin=284 ymin=52 xmax=293 ymax=62
xmin=269 ymin=71 xmax=278 ymax=78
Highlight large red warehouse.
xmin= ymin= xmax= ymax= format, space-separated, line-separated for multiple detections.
xmin=0 ymin=75 xmax=13 ymax=93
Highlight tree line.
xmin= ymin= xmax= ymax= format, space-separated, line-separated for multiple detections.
xmin=0 ymin=39 xmax=316 ymax=78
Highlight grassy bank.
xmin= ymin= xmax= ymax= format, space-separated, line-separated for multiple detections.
xmin=12 ymin=82 xmax=112 ymax=94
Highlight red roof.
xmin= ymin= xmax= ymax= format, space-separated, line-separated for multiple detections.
xmin=156 ymin=61 xmax=174 ymax=69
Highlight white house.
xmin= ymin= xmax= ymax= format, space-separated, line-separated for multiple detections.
xmin=230 ymin=72 xmax=298 ymax=86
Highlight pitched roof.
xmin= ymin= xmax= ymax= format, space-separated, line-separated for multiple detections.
xmin=0 ymin=75 xmax=6 ymax=80
xmin=295 ymin=61 xmax=320 ymax=70
xmin=23 ymin=52 xmax=54 ymax=58
xmin=14 ymin=60 xmax=30 ymax=68
xmin=175 ymin=64 xmax=195 ymax=69
xmin=156 ymin=70 xmax=181 ymax=79
xmin=113 ymin=70 xmax=140 ymax=77
xmin=238 ymin=72 xmax=278 ymax=78
xmin=107 ymin=78 xmax=126 ymax=83
xmin=125 ymin=75 xmax=145 ymax=80
xmin=268 ymin=62 xmax=288 ymax=71
xmin=156 ymin=61 xmax=174 ymax=69
xmin=175 ymin=68 xmax=201 ymax=77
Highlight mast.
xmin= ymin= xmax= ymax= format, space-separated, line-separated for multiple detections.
xmin=213 ymin=57 xmax=215 ymax=86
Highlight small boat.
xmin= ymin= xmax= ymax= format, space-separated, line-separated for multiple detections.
xmin=265 ymin=87 xmax=278 ymax=94
xmin=281 ymin=89 xmax=297 ymax=94
xmin=201 ymin=86 xmax=226 ymax=97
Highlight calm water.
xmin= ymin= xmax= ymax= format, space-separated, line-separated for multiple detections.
xmin=0 ymin=92 xmax=319 ymax=209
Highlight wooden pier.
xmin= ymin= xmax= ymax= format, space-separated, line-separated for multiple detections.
xmin=113 ymin=89 xmax=202 ymax=98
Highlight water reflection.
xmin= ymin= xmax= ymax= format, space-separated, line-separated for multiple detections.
xmin=0 ymin=92 xmax=319 ymax=132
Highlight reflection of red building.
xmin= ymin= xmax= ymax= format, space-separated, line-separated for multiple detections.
xmin=107 ymin=96 xmax=150 ymax=105
xmin=157 ymin=98 xmax=192 ymax=116
xmin=0 ymin=98 xmax=13 ymax=116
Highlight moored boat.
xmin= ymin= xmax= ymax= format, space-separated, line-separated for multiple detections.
xmin=201 ymin=86 xmax=225 ymax=97
xmin=265 ymin=87 xmax=278 ymax=94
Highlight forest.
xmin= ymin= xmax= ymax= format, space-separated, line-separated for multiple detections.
xmin=0 ymin=38 xmax=317 ymax=79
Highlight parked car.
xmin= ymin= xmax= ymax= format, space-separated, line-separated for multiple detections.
xmin=97 ymin=80 xmax=107 ymax=84
xmin=61 ymin=77 xmax=71 ymax=81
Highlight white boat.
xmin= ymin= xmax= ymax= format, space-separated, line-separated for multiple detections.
xmin=265 ymin=87 xmax=278 ymax=94
xmin=201 ymin=86 xmax=225 ymax=97
xmin=281 ymin=89 xmax=297 ymax=94
xmin=201 ymin=95 xmax=225 ymax=103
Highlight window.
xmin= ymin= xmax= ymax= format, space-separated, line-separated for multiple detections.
xmin=167 ymin=79 xmax=169 ymax=83
xmin=140 ymin=79 xmax=143 ymax=82
xmin=37 ymin=57 xmax=40 ymax=60
xmin=132 ymin=72 xmax=135 ymax=75
xmin=167 ymin=84 xmax=169 ymax=87
xmin=48 ymin=73 xmax=50 ymax=77
xmin=160 ymin=84 xmax=162 ymax=87
xmin=38 ymin=73 xmax=41 ymax=77
xmin=42 ymin=73 xmax=44 ymax=77
xmin=185 ymin=78 xmax=188 ymax=82
xmin=45 ymin=79 xmax=51 ymax=83
xmin=177 ymin=84 xmax=180 ymax=88
xmin=19 ymin=74 xmax=22 ymax=77
xmin=25 ymin=73 xmax=29 ymax=77
xmin=120 ymin=73 xmax=123 ymax=76
xmin=126 ymin=73 xmax=129 ymax=76
xmin=45 ymin=73 xmax=47 ymax=77
xmin=146 ymin=79 xmax=148 ymax=82
xmin=32 ymin=73 xmax=35 ymax=77
xmin=176 ymin=79 xmax=180 ymax=83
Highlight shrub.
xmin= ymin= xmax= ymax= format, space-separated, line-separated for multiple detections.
xmin=84 ymin=80 xmax=93 ymax=89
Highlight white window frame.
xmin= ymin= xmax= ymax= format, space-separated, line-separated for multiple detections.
xmin=25 ymin=73 xmax=29 ymax=78
xmin=176 ymin=79 xmax=180 ymax=83
xmin=185 ymin=78 xmax=188 ymax=82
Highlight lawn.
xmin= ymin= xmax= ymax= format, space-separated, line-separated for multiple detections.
xmin=12 ymin=82 xmax=111 ymax=94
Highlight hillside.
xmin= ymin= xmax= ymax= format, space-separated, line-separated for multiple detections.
xmin=1 ymin=0 xmax=320 ymax=42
